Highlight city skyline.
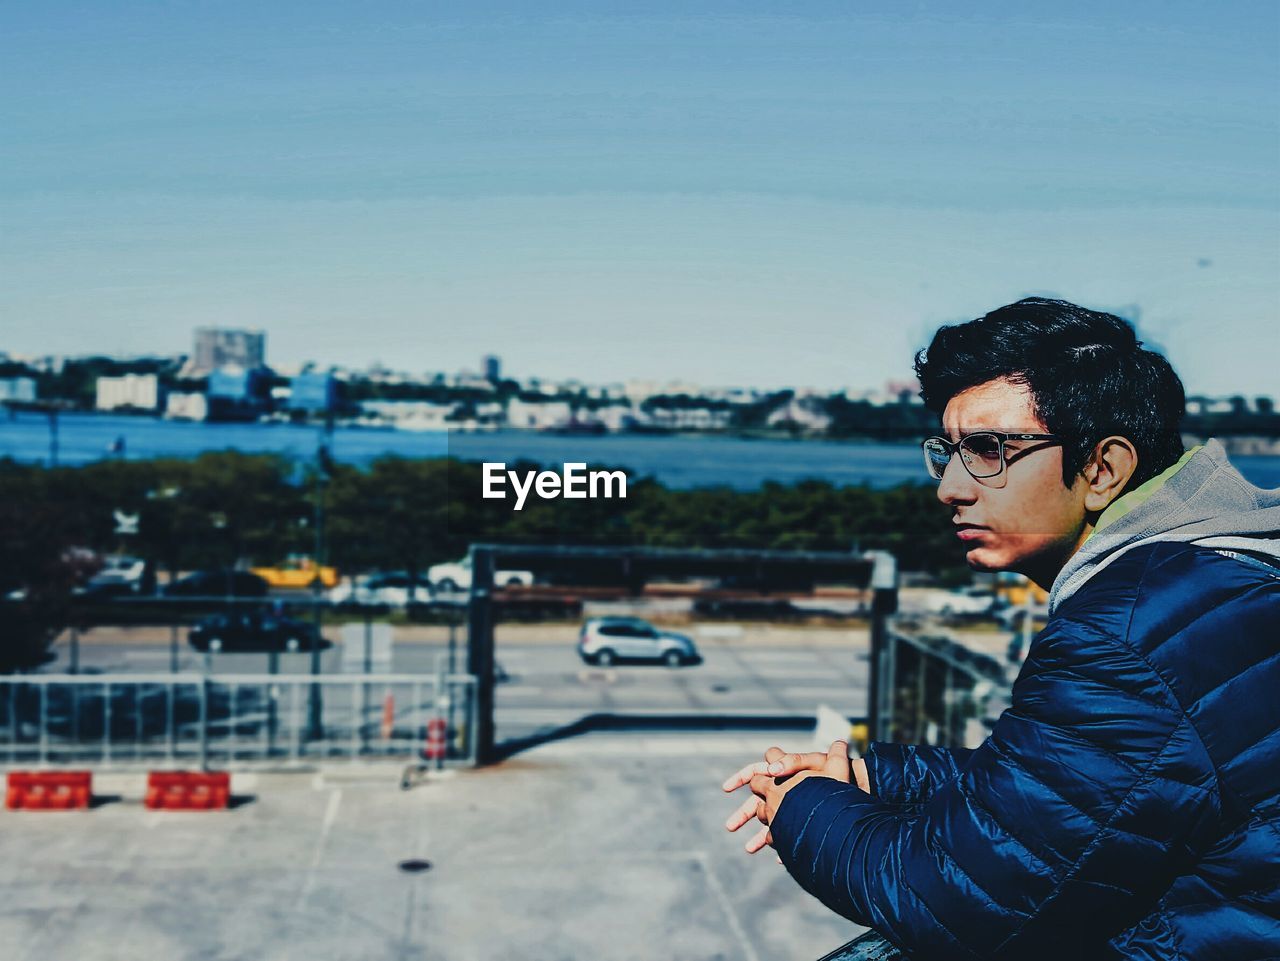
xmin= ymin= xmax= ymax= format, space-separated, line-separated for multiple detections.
xmin=2 ymin=3 xmax=1277 ymax=395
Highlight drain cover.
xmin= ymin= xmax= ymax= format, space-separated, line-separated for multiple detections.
xmin=711 ymin=684 xmax=731 ymax=694
xmin=398 ymin=859 xmax=432 ymax=874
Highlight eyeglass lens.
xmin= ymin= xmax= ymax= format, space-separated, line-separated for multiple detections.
xmin=923 ymin=433 xmax=1004 ymax=480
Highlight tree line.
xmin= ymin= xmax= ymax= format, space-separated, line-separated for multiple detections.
xmin=0 ymin=452 xmax=966 ymax=668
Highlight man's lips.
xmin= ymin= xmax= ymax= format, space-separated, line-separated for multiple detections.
xmin=954 ymin=523 xmax=989 ymax=541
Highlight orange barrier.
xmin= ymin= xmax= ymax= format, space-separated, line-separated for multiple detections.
xmin=145 ymin=771 xmax=230 ymax=810
xmin=423 ymin=717 xmax=447 ymax=761
xmin=381 ymin=691 xmax=395 ymax=740
xmin=6 ymin=771 xmax=92 ymax=810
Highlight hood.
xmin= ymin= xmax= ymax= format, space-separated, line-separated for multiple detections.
xmin=1049 ymin=439 xmax=1280 ymax=613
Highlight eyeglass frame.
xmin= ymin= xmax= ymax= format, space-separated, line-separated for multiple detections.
xmin=921 ymin=431 xmax=1063 ymax=482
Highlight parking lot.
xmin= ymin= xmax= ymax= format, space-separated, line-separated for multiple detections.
xmin=46 ymin=622 xmax=877 ymax=744
xmin=0 ymin=731 xmax=870 ymax=961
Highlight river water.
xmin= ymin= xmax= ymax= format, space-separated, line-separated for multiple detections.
xmin=2 ymin=411 xmax=1278 ymax=491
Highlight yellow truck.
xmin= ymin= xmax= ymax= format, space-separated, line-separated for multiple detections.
xmin=250 ymin=556 xmax=339 ymax=590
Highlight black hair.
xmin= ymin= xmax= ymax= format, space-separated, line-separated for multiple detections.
xmin=914 ymin=298 xmax=1185 ymax=490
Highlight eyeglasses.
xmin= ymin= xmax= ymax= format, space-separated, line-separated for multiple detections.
xmin=921 ymin=432 xmax=1062 ymax=482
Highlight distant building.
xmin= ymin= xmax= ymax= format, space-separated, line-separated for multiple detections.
xmin=766 ymin=397 xmax=832 ymax=431
xmin=165 ymin=392 xmax=208 ymax=421
xmin=506 ymin=397 xmax=573 ymax=429
xmin=206 ymin=365 xmax=271 ymax=421
xmin=193 ymin=328 xmax=265 ymax=373
xmin=96 ymin=373 xmax=160 ymax=412
xmin=359 ymin=400 xmax=455 ymax=431
xmin=646 ymin=405 xmax=732 ymax=430
xmin=483 ymin=354 xmax=502 ymax=382
xmin=289 ymin=372 xmax=336 ymax=412
xmin=0 ymin=377 xmax=37 ymax=403
xmin=208 ymin=366 xmax=269 ymax=400
xmin=587 ymin=403 xmax=638 ymax=431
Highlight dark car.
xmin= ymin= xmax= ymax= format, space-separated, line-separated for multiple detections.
xmin=188 ymin=611 xmax=328 ymax=653
xmin=163 ymin=569 xmax=270 ymax=598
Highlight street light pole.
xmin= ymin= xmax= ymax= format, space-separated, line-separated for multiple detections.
xmin=306 ymin=413 xmax=334 ymax=741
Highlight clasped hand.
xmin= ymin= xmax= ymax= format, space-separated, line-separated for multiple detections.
xmin=722 ymin=740 xmax=870 ymax=856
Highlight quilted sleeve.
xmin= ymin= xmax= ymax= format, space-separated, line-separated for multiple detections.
xmin=770 ymin=613 xmax=1220 ymax=959
xmin=863 ymin=742 xmax=976 ymax=805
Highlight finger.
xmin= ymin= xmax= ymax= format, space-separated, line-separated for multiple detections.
xmin=767 ymin=750 xmax=826 ymax=776
xmin=744 ymin=826 xmax=772 ymax=854
xmin=825 ymin=740 xmax=851 ymax=781
xmin=722 ymin=760 xmax=773 ymax=793
xmin=724 ymin=795 xmax=763 ymax=833
xmin=763 ymin=745 xmax=785 ymax=764
xmin=748 ymin=771 xmax=776 ymax=799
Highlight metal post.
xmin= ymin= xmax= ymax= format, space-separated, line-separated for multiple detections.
xmin=170 ymin=623 xmax=179 ymax=673
xmin=228 ymin=682 xmax=237 ymax=763
xmin=8 ymin=684 xmax=17 ymax=763
xmin=290 ymin=682 xmax=301 ymax=762
xmin=412 ymin=680 xmax=421 ymax=758
xmin=865 ymin=551 xmax=899 ymax=743
xmin=361 ymin=609 xmax=372 ymax=754
xmin=307 ymin=415 xmax=334 ymax=741
xmin=134 ymin=684 xmax=143 ymax=761
xmin=198 ymin=678 xmax=209 ymax=772
xmin=103 ymin=682 xmax=112 ymax=764
xmin=167 ymin=681 xmax=175 ymax=762
xmin=267 ymin=648 xmax=279 ymax=757
xmin=467 ymin=548 xmax=496 ymax=765
xmin=38 ymin=685 xmax=47 ymax=765
xmin=350 ymin=680 xmax=359 ymax=761
xmin=447 ymin=615 xmax=458 ymax=755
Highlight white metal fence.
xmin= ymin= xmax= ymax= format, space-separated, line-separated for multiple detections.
xmin=0 ymin=673 xmax=479 ymax=768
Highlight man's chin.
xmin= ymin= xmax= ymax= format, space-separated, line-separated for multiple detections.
xmin=964 ymin=548 xmax=1004 ymax=573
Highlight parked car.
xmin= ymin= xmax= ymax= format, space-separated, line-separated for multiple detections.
xmin=428 ymin=556 xmax=534 ymax=594
xmin=78 ymin=554 xmax=153 ymax=598
xmin=918 ymin=586 xmax=997 ymax=617
xmin=163 ymin=569 xmax=270 ymax=598
xmin=328 ymin=572 xmax=432 ymax=607
xmin=577 ymin=617 xmax=701 ymax=667
xmin=188 ymin=611 xmax=328 ymax=653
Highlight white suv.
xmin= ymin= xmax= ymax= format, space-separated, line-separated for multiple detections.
xmin=577 ymin=617 xmax=701 ymax=668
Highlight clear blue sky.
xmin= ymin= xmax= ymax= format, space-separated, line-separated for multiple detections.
xmin=2 ymin=1 xmax=1277 ymax=395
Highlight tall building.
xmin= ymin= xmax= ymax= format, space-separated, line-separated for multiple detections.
xmin=483 ymin=354 xmax=501 ymax=382
xmin=193 ymin=328 xmax=266 ymax=373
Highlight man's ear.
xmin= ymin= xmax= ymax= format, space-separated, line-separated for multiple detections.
xmin=1082 ymin=436 xmax=1139 ymax=512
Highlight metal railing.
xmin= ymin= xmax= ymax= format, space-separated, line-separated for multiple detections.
xmin=873 ymin=629 xmax=1010 ymax=749
xmin=0 ymin=673 xmax=478 ymax=768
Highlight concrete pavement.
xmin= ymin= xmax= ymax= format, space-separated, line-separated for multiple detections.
xmin=0 ymin=732 xmax=868 ymax=961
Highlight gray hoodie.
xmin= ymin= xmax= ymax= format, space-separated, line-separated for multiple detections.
xmin=1050 ymin=439 xmax=1280 ymax=613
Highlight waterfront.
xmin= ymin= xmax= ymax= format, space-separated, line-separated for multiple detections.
xmin=2 ymin=411 xmax=1279 ymax=490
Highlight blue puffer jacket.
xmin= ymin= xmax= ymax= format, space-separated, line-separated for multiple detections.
xmin=771 ymin=443 xmax=1280 ymax=960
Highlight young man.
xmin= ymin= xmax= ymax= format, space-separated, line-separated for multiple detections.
xmin=724 ymin=299 xmax=1280 ymax=960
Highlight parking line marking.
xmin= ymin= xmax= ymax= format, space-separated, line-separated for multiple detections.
xmin=696 ymin=851 xmax=763 ymax=961
xmin=294 ymin=787 xmax=342 ymax=912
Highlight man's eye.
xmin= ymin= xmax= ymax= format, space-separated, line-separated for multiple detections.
xmin=964 ymin=437 xmax=1002 ymax=460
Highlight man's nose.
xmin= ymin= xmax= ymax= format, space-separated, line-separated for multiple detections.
xmin=937 ymin=455 xmax=979 ymax=506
